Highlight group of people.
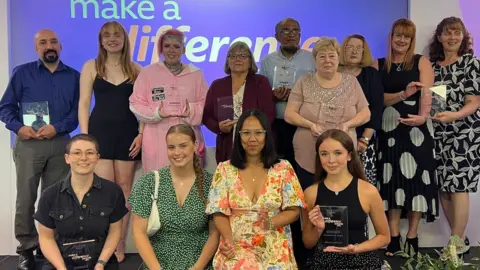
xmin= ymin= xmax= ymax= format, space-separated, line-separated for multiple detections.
xmin=0 ymin=14 xmax=478 ymax=270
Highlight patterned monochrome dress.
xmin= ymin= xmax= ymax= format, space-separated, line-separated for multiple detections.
xmin=377 ymin=55 xmax=438 ymax=221
xmin=432 ymin=54 xmax=480 ymax=193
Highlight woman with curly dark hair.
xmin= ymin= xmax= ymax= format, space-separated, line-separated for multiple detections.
xmin=428 ymin=16 xmax=480 ymax=258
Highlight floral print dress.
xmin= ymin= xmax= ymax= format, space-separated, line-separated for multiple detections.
xmin=206 ymin=160 xmax=306 ymax=269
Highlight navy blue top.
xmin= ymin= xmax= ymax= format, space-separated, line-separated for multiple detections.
xmin=0 ymin=60 xmax=80 ymax=135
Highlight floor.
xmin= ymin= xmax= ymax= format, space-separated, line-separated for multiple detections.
xmin=0 ymin=248 xmax=478 ymax=269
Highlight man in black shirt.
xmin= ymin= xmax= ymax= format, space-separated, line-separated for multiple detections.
xmin=33 ymin=134 xmax=128 ymax=270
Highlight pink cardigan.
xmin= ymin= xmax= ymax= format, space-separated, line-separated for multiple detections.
xmin=129 ymin=62 xmax=208 ymax=172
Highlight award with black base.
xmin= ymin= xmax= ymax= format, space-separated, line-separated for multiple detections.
xmin=320 ymin=206 xmax=349 ymax=247
xmin=61 ymin=239 xmax=96 ymax=269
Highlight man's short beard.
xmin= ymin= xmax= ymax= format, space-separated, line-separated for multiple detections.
xmin=281 ymin=45 xmax=299 ymax=54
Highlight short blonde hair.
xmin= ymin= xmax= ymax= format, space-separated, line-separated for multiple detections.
xmin=339 ymin=34 xmax=373 ymax=67
xmin=224 ymin=41 xmax=258 ymax=75
xmin=312 ymin=37 xmax=341 ymax=58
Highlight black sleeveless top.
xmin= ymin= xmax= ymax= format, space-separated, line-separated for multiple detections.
xmin=90 ymin=77 xmax=138 ymax=124
xmin=315 ymin=177 xmax=367 ymax=244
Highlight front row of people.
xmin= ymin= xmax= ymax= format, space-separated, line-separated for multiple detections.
xmin=33 ymin=109 xmax=390 ymax=269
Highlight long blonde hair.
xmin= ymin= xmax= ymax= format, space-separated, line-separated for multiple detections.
xmin=384 ymin=18 xmax=416 ymax=72
xmin=96 ymin=21 xmax=138 ymax=82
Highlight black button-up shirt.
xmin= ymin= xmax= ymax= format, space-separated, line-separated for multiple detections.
xmin=34 ymin=174 xmax=128 ymax=244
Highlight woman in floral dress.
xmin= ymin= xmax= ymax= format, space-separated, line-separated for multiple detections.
xmin=206 ymin=109 xmax=306 ymax=269
xmin=428 ymin=16 xmax=480 ymax=257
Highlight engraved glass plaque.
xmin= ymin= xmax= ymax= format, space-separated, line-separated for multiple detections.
xmin=320 ymin=206 xmax=349 ymax=247
xmin=164 ymin=85 xmax=185 ymax=115
xmin=429 ymin=85 xmax=447 ymax=117
xmin=217 ymin=96 xmax=234 ymax=122
xmin=22 ymin=101 xmax=49 ymax=131
xmin=62 ymin=239 xmax=96 ymax=269
xmin=272 ymin=65 xmax=297 ymax=89
xmin=317 ymin=104 xmax=345 ymax=131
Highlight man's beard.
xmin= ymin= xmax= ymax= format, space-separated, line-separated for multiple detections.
xmin=281 ymin=45 xmax=299 ymax=54
xmin=42 ymin=49 xmax=59 ymax=63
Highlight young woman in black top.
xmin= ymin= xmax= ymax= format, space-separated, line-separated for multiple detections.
xmin=302 ymin=129 xmax=389 ymax=270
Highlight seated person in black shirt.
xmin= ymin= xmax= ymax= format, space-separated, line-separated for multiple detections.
xmin=33 ymin=134 xmax=128 ymax=270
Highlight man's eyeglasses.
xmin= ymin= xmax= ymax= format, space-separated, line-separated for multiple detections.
xmin=239 ymin=130 xmax=266 ymax=140
xmin=229 ymin=54 xmax=249 ymax=60
xmin=69 ymin=150 xmax=98 ymax=159
xmin=279 ymin=29 xmax=300 ymax=36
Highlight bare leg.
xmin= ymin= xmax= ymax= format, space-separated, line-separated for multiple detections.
xmin=439 ymin=191 xmax=453 ymax=232
xmin=406 ymin=211 xmax=422 ymax=239
xmin=94 ymin=159 xmax=115 ymax=181
xmin=450 ymin=193 xmax=469 ymax=238
xmin=113 ymin=160 xmax=137 ymax=263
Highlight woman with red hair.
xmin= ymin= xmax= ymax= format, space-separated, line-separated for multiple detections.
xmin=130 ymin=29 xmax=209 ymax=172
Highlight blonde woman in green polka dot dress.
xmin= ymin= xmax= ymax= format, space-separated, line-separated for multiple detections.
xmin=129 ymin=124 xmax=219 ymax=269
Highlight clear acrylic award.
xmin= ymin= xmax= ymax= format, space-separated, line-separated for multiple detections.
xmin=22 ymin=101 xmax=50 ymax=131
xmin=320 ymin=206 xmax=349 ymax=247
xmin=272 ymin=65 xmax=297 ymax=89
xmin=316 ymin=103 xmax=345 ymax=132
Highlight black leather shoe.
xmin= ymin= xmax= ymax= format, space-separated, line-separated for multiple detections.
xmin=35 ymin=247 xmax=44 ymax=259
xmin=17 ymin=251 xmax=34 ymax=270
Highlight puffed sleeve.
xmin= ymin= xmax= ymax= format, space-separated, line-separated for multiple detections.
xmin=128 ymin=171 xmax=156 ymax=218
xmin=281 ymin=160 xmax=307 ymax=210
xmin=33 ymin=191 xmax=55 ymax=229
xmin=464 ymin=55 xmax=480 ymax=96
xmin=110 ymin=185 xmax=128 ymax=223
xmin=205 ymin=162 xmax=232 ymax=216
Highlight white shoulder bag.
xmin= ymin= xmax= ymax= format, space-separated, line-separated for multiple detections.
xmin=147 ymin=170 xmax=161 ymax=237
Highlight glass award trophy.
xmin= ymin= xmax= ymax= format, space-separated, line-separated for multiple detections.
xmin=62 ymin=239 xmax=96 ymax=269
xmin=217 ymin=96 xmax=234 ymax=122
xmin=320 ymin=206 xmax=349 ymax=247
xmin=316 ymin=103 xmax=345 ymax=132
xmin=164 ymin=85 xmax=185 ymax=116
xmin=272 ymin=65 xmax=297 ymax=89
xmin=429 ymin=85 xmax=447 ymax=117
xmin=22 ymin=101 xmax=49 ymax=131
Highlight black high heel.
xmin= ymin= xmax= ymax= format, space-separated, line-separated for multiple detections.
xmin=385 ymin=235 xmax=403 ymax=257
xmin=404 ymin=237 xmax=419 ymax=257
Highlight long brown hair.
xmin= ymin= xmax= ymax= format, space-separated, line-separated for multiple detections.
xmin=384 ymin=18 xmax=416 ymax=72
xmin=314 ymin=129 xmax=366 ymax=183
xmin=166 ymin=124 xmax=205 ymax=202
xmin=96 ymin=21 xmax=138 ymax=82
xmin=428 ymin=17 xmax=473 ymax=62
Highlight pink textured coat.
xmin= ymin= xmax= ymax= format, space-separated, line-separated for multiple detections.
xmin=129 ymin=62 xmax=208 ymax=172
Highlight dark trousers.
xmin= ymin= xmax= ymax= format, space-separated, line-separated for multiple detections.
xmin=13 ymin=135 xmax=70 ymax=253
xmin=273 ymin=119 xmax=296 ymax=165
xmin=292 ymin=162 xmax=316 ymax=269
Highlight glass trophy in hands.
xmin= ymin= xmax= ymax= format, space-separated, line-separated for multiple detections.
xmin=429 ymin=85 xmax=447 ymax=117
xmin=316 ymin=103 xmax=346 ymax=133
xmin=272 ymin=65 xmax=297 ymax=89
xmin=164 ymin=85 xmax=185 ymax=116
xmin=217 ymin=96 xmax=234 ymax=122
xmin=320 ymin=206 xmax=349 ymax=247
xmin=22 ymin=101 xmax=50 ymax=131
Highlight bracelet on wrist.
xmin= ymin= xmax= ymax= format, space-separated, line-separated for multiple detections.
xmin=399 ymin=91 xmax=406 ymax=101
xmin=138 ymin=132 xmax=143 ymax=135
xmin=97 ymin=259 xmax=107 ymax=266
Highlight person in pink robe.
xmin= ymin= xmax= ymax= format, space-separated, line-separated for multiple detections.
xmin=129 ymin=29 xmax=208 ymax=172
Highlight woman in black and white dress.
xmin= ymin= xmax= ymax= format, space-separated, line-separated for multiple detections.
xmin=428 ymin=16 xmax=480 ymax=257
xmin=374 ymin=18 xmax=438 ymax=257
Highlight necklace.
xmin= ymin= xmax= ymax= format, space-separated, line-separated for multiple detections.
xmin=394 ymin=63 xmax=402 ymax=72
xmin=165 ymin=61 xmax=184 ymax=76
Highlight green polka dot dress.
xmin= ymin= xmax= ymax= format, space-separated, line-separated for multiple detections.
xmin=129 ymin=166 xmax=213 ymax=270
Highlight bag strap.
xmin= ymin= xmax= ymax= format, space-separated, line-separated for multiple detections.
xmin=152 ymin=170 xmax=160 ymax=201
